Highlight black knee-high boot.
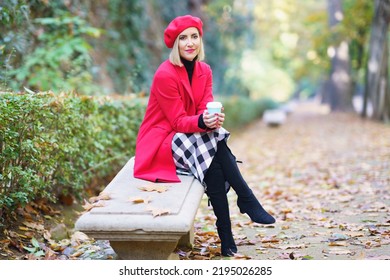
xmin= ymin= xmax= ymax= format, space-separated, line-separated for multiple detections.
xmin=215 ymin=141 xmax=275 ymax=224
xmin=204 ymin=158 xmax=237 ymax=256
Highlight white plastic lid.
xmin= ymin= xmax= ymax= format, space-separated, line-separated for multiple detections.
xmin=206 ymin=101 xmax=222 ymax=108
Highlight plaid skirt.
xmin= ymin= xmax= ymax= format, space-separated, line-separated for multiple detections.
xmin=172 ymin=127 xmax=230 ymax=190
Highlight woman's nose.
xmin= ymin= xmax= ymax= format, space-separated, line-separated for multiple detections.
xmin=186 ymin=39 xmax=194 ymax=46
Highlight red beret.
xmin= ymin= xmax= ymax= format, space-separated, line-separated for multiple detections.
xmin=164 ymin=15 xmax=203 ymax=48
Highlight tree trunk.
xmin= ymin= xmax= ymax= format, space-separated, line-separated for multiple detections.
xmin=363 ymin=0 xmax=390 ymax=121
xmin=326 ymin=0 xmax=353 ymax=111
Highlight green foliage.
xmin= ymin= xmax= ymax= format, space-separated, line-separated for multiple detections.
xmin=0 ymin=92 xmax=145 ymax=214
xmin=9 ymin=15 xmax=100 ymax=94
xmin=341 ymin=0 xmax=374 ymax=84
xmin=203 ymin=0 xmax=254 ymax=96
xmin=298 ymin=0 xmax=374 ymax=87
xmin=23 ymin=237 xmax=45 ymax=257
xmin=1 ymin=0 xmax=100 ymax=94
xmin=103 ymin=0 xmax=155 ymax=94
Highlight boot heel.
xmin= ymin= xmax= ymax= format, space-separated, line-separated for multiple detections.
xmin=217 ymin=226 xmax=237 ymax=257
xmin=237 ymin=195 xmax=275 ymax=224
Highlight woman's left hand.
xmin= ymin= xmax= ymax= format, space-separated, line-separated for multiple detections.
xmin=215 ymin=111 xmax=225 ymax=128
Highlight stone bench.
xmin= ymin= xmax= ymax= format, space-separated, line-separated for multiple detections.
xmin=262 ymin=109 xmax=287 ymax=127
xmin=74 ymin=157 xmax=204 ymax=260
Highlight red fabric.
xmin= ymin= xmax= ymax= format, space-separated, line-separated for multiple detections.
xmin=164 ymin=15 xmax=203 ymax=48
xmin=134 ymin=60 xmax=214 ymax=182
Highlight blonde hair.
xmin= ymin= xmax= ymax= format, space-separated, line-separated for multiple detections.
xmin=169 ymin=36 xmax=205 ymax=66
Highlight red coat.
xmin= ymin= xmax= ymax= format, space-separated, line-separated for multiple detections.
xmin=134 ymin=60 xmax=214 ymax=182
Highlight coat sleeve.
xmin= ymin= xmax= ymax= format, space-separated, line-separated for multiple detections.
xmin=152 ymin=70 xmax=208 ymax=133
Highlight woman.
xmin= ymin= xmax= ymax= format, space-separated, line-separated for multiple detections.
xmin=134 ymin=15 xmax=275 ymax=257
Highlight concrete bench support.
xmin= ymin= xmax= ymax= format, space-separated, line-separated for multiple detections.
xmin=75 ymin=157 xmax=204 ymax=260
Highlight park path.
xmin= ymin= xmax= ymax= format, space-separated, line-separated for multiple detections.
xmin=192 ymin=100 xmax=390 ymax=260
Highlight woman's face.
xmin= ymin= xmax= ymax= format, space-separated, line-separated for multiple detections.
xmin=178 ymin=27 xmax=201 ymax=61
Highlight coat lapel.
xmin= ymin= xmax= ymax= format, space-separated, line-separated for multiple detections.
xmin=191 ymin=62 xmax=206 ymax=103
xmin=175 ymin=65 xmax=194 ymax=104
xmin=174 ymin=62 xmax=207 ymax=107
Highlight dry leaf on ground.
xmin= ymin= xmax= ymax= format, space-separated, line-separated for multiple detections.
xmin=22 ymin=221 xmax=45 ymax=231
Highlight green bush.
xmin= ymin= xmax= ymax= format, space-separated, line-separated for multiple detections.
xmin=0 ymin=92 xmax=145 ymax=214
xmin=219 ymin=96 xmax=279 ymax=129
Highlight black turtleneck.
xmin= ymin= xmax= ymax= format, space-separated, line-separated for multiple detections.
xmin=180 ymin=57 xmax=208 ymax=130
xmin=181 ymin=57 xmax=196 ymax=84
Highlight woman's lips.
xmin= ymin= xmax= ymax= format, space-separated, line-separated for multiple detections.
xmin=185 ymin=49 xmax=195 ymax=53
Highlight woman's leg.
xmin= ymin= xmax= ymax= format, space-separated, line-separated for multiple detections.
xmin=204 ymin=158 xmax=237 ymax=256
xmin=215 ymin=141 xmax=275 ymax=224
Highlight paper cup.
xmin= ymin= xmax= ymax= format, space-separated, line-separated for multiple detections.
xmin=206 ymin=102 xmax=222 ymax=114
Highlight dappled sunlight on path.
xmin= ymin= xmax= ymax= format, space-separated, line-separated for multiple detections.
xmin=193 ymin=100 xmax=390 ymax=260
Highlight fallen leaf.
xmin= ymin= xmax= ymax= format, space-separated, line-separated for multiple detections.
xmin=258 ymin=243 xmax=279 ymax=249
xmin=329 ymin=233 xmax=349 ymax=241
xmin=322 ymin=248 xmax=355 ymax=255
xmin=260 ymin=236 xmax=280 ymax=243
xmin=345 ymin=231 xmax=365 ymax=238
xmin=89 ymin=192 xmax=111 ymax=203
xmin=24 ymin=204 xmax=38 ymax=215
xmin=279 ymin=244 xmax=307 ymax=250
xmin=82 ymin=199 xmax=105 ymax=211
xmin=193 ymin=255 xmax=210 ymax=260
xmin=129 ymin=196 xmax=151 ymax=204
xmin=71 ymin=231 xmax=90 ymax=246
xmin=365 ymin=255 xmax=390 ymax=260
xmin=22 ymin=221 xmax=45 ymax=231
xmin=328 ymin=241 xmax=348 ymax=247
xmin=16 ymin=233 xmax=28 ymax=239
xmin=19 ymin=226 xmax=30 ymax=231
xmin=255 ymin=248 xmax=270 ymax=254
xmin=43 ymin=230 xmax=52 ymax=242
xmin=138 ymin=184 xmax=169 ymax=193
xmin=233 ymin=253 xmax=252 ymax=259
xmin=70 ymin=251 xmax=83 ymax=258
xmin=145 ymin=206 xmax=170 ymax=217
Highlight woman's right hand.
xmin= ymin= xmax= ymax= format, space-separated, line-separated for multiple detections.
xmin=203 ymin=110 xmax=225 ymax=129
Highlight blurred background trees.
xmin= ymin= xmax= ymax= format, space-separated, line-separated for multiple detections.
xmin=1 ymin=0 xmax=389 ymax=121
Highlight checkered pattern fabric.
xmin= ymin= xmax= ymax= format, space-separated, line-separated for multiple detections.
xmin=172 ymin=127 xmax=230 ymax=187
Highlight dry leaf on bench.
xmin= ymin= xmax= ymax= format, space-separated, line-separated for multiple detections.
xmin=89 ymin=192 xmax=111 ymax=203
xmin=146 ymin=206 xmax=170 ymax=217
xmin=138 ymin=184 xmax=169 ymax=193
xmin=129 ymin=196 xmax=151 ymax=204
xmin=82 ymin=199 xmax=105 ymax=211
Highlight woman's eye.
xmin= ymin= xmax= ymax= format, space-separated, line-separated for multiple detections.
xmin=179 ymin=36 xmax=186 ymax=40
xmin=192 ymin=35 xmax=198 ymax=39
